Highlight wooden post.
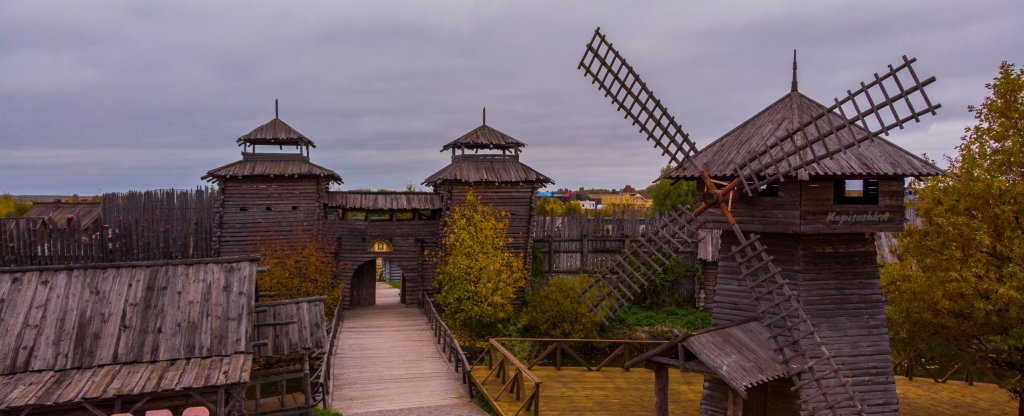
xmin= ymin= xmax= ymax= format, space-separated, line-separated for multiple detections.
xmin=653 ymin=363 xmax=669 ymax=416
xmin=727 ymin=388 xmax=744 ymax=416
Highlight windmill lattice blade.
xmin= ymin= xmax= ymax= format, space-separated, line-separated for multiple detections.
xmin=578 ymin=28 xmax=700 ymax=170
xmin=579 ymin=207 xmax=705 ymax=323
xmin=733 ymin=56 xmax=941 ymax=196
xmin=723 ymin=224 xmax=865 ymax=415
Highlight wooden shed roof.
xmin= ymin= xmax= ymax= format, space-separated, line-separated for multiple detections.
xmin=423 ymin=154 xmax=553 ymax=187
xmin=441 ymin=124 xmax=526 ymax=152
xmin=0 ymin=353 xmax=251 ymax=409
xmin=327 ymin=191 xmax=443 ymax=210
xmin=237 ymin=117 xmax=316 ymax=148
xmin=21 ymin=202 xmax=102 ymax=229
xmin=203 ymin=152 xmax=342 ymax=183
xmin=626 ymin=320 xmax=803 ymax=396
xmin=682 ymin=321 xmax=803 ymax=392
xmin=665 ymin=91 xmax=942 ymax=180
xmin=0 ymin=256 xmax=258 ymax=408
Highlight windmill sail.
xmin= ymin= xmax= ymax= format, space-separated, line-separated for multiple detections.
xmin=731 ymin=56 xmax=941 ymax=195
xmin=578 ymin=28 xmax=701 ymax=171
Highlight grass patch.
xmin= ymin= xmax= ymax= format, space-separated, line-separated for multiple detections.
xmin=314 ymin=408 xmax=343 ymax=416
xmin=386 ymin=280 xmax=401 ymax=289
xmin=605 ymin=305 xmax=712 ymax=339
xmin=474 ymin=393 xmax=500 ymax=416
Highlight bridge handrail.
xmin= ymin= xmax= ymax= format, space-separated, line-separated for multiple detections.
xmin=472 ymin=339 xmax=543 ymax=416
xmin=421 ymin=296 xmax=476 ymax=399
xmin=319 ymin=300 xmax=345 ymax=406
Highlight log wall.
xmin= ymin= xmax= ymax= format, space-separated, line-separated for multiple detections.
xmin=217 ymin=177 xmax=330 ymax=256
xmin=329 ymin=213 xmax=441 ymax=308
xmin=440 ymin=184 xmax=539 ymax=259
xmin=702 ymin=178 xmax=905 ymax=234
xmin=254 ymin=296 xmax=327 ymax=357
xmin=701 ymin=232 xmax=898 ymax=415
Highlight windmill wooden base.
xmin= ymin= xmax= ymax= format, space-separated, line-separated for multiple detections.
xmin=704 ymin=232 xmax=899 ymax=415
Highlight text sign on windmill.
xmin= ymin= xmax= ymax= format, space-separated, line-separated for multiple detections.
xmin=369 ymin=240 xmax=392 ymax=254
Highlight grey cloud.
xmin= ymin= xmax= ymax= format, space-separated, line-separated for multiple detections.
xmin=1 ymin=0 xmax=1021 ymax=194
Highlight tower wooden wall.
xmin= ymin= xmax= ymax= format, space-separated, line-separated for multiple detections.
xmin=216 ymin=176 xmax=330 ymax=256
xmin=439 ymin=183 xmax=539 ymax=259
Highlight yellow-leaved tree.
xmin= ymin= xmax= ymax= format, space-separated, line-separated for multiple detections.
xmin=434 ymin=191 xmax=526 ymax=346
xmin=257 ymin=238 xmax=343 ymax=318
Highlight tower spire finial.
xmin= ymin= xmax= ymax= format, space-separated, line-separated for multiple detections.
xmin=483 ymin=107 xmax=487 ymax=125
xmin=791 ymin=50 xmax=798 ymax=92
xmin=275 ymin=99 xmax=279 ymax=119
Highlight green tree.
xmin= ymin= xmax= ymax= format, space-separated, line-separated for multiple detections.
xmin=648 ymin=166 xmax=697 ymax=215
xmin=0 ymin=194 xmax=32 ymax=217
xmin=881 ymin=62 xmax=1024 ymax=413
xmin=564 ymin=200 xmax=584 ymax=216
xmin=535 ymin=196 xmax=564 ymax=216
xmin=434 ymin=191 xmax=527 ymax=347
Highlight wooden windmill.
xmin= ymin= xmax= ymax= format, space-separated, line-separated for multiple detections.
xmin=576 ymin=28 xmax=942 ymax=415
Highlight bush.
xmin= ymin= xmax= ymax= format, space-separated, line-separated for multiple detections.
xmin=0 ymin=194 xmax=31 ymax=217
xmin=520 ymin=275 xmax=600 ymax=339
xmin=606 ymin=305 xmax=711 ymax=339
xmin=433 ymin=191 xmax=526 ymax=348
xmin=634 ymin=259 xmax=696 ymax=309
xmin=257 ymin=238 xmax=343 ymax=318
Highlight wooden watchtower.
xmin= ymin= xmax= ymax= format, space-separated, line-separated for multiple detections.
xmin=204 ymin=106 xmax=341 ymax=256
xmin=423 ymin=112 xmax=553 ymax=260
xmin=667 ymin=78 xmax=942 ymax=414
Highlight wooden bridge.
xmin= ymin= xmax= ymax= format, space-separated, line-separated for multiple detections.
xmin=330 ymin=282 xmax=483 ymax=415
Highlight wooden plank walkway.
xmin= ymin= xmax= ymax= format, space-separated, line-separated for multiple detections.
xmin=473 ymin=365 xmax=1018 ymax=415
xmin=330 ymin=282 xmax=483 ymax=416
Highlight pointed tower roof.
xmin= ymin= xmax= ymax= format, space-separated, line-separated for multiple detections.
xmin=236 ymin=117 xmax=316 ymax=148
xmin=665 ymin=91 xmax=942 ymax=180
xmin=440 ymin=124 xmax=526 ymax=152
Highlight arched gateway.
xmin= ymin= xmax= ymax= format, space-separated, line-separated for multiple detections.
xmin=204 ymin=108 xmax=551 ymax=309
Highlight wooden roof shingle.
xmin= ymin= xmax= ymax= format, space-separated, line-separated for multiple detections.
xmin=203 ymin=152 xmax=342 ymax=182
xmin=423 ymin=154 xmax=553 ymax=187
xmin=21 ymin=202 xmax=102 ymax=230
xmin=441 ymin=124 xmax=526 ymax=152
xmin=327 ymin=191 xmax=443 ymax=210
xmin=0 ymin=256 xmax=259 ymax=376
xmin=237 ymin=117 xmax=316 ymax=148
xmin=665 ymin=91 xmax=942 ymax=180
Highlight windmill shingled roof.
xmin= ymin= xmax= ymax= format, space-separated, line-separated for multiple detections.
xmin=441 ymin=124 xmax=526 ymax=152
xmin=665 ymin=92 xmax=942 ymax=180
xmin=237 ymin=117 xmax=316 ymax=148
xmin=423 ymin=154 xmax=552 ymax=186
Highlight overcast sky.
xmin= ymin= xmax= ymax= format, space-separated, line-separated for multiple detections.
xmin=1 ymin=1 xmax=1021 ymax=195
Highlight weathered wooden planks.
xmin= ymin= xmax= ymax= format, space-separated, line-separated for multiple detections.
xmin=0 ymin=257 xmax=258 ymax=375
xmin=254 ymin=297 xmax=327 ymax=357
xmin=330 ymin=283 xmax=479 ymax=415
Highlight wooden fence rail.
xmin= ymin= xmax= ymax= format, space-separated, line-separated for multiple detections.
xmin=421 ymin=298 xmax=475 ymax=399
xmin=470 ymin=338 xmax=667 ymax=416
xmin=472 ymin=339 xmax=544 ymax=416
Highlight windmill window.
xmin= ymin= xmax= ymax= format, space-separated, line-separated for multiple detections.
xmin=834 ymin=179 xmax=879 ymax=205
xmin=239 ymin=207 xmax=248 ymax=212
xmin=758 ymin=181 xmax=780 ymax=197
xmin=265 ymin=206 xmax=273 ymax=211
xmin=291 ymin=206 xmax=299 ymax=210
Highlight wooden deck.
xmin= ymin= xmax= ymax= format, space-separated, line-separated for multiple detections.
xmin=330 ymin=282 xmax=482 ymax=416
xmin=472 ymin=364 xmax=1018 ymax=415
